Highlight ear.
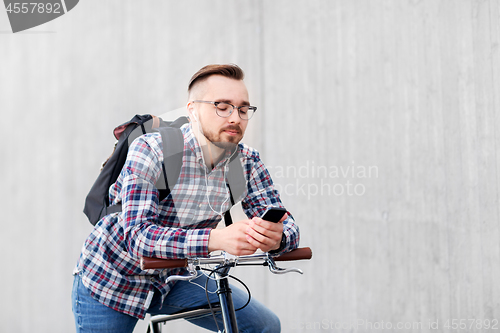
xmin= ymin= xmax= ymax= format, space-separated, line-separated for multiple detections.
xmin=186 ymin=102 xmax=197 ymax=120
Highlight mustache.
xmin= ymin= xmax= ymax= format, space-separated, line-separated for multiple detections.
xmin=221 ymin=125 xmax=242 ymax=133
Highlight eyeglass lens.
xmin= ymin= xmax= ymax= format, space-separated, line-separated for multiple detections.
xmin=216 ymin=102 xmax=254 ymax=119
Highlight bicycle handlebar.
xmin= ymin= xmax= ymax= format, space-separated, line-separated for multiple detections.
xmin=273 ymin=247 xmax=312 ymax=262
xmin=140 ymin=247 xmax=312 ymax=270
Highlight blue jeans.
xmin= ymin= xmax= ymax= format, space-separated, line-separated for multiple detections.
xmin=72 ymin=273 xmax=280 ymax=332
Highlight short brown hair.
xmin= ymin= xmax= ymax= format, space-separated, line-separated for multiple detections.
xmin=188 ymin=64 xmax=245 ymax=93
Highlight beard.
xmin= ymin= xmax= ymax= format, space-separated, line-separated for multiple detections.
xmin=201 ymin=123 xmax=242 ymax=151
xmin=212 ymin=141 xmax=238 ymax=150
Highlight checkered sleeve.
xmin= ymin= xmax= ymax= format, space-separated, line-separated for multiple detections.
xmin=240 ymin=146 xmax=300 ymax=254
xmin=119 ymin=134 xmax=210 ymax=259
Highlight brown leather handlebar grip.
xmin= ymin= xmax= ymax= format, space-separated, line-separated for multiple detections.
xmin=140 ymin=257 xmax=188 ymax=270
xmin=274 ymin=247 xmax=313 ymax=261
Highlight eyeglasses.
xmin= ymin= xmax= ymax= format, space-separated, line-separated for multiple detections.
xmin=191 ymin=100 xmax=257 ymax=120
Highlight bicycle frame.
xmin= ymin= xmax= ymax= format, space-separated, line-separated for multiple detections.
xmin=142 ymin=248 xmax=312 ymax=333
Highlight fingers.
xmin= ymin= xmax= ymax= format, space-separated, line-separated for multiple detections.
xmin=211 ymin=218 xmax=284 ymax=255
xmin=249 ymin=217 xmax=283 ymax=235
xmin=229 ymin=223 xmax=259 ymax=255
xmin=245 ymin=217 xmax=283 ymax=252
xmin=278 ymin=213 xmax=288 ymax=223
xmin=209 ymin=222 xmax=258 ymax=255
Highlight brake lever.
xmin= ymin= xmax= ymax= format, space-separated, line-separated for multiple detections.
xmin=165 ymin=263 xmax=198 ymax=284
xmin=267 ymin=257 xmax=303 ymax=275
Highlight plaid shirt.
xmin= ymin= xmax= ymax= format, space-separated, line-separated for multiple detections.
xmin=74 ymin=123 xmax=300 ymax=319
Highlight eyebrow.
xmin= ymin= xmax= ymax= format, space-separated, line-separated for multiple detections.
xmin=215 ymin=99 xmax=251 ymax=106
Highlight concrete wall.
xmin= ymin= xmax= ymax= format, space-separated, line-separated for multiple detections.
xmin=1 ymin=1 xmax=499 ymax=332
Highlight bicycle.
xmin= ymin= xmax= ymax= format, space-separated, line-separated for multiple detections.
xmin=140 ymin=247 xmax=313 ymax=333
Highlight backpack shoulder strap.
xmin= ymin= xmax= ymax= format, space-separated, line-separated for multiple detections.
xmin=155 ymin=126 xmax=185 ymax=200
xmin=223 ymin=149 xmax=247 ymax=226
xmin=226 ymin=151 xmax=246 ymax=203
xmin=223 ymin=188 xmax=235 ymax=227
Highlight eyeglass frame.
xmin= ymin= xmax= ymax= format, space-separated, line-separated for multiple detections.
xmin=191 ymin=100 xmax=257 ymax=120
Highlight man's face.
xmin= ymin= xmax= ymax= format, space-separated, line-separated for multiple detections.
xmin=190 ymin=75 xmax=250 ymax=148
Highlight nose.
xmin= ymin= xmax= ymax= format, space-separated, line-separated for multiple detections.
xmin=228 ymin=107 xmax=241 ymax=123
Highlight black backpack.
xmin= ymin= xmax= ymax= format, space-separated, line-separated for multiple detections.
xmin=83 ymin=114 xmax=246 ymax=226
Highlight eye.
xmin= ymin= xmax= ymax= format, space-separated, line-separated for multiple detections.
xmin=216 ymin=103 xmax=230 ymax=111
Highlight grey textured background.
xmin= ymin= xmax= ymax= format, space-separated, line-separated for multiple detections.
xmin=1 ymin=0 xmax=499 ymax=332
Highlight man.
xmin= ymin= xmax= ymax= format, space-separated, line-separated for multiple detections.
xmin=72 ymin=64 xmax=300 ymax=332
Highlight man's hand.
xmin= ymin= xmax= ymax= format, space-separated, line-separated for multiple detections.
xmin=208 ymin=213 xmax=286 ymax=255
xmin=245 ymin=214 xmax=286 ymax=252
xmin=208 ymin=221 xmax=258 ymax=256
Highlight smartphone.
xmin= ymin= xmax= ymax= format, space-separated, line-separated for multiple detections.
xmin=261 ymin=207 xmax=287 ymax=223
